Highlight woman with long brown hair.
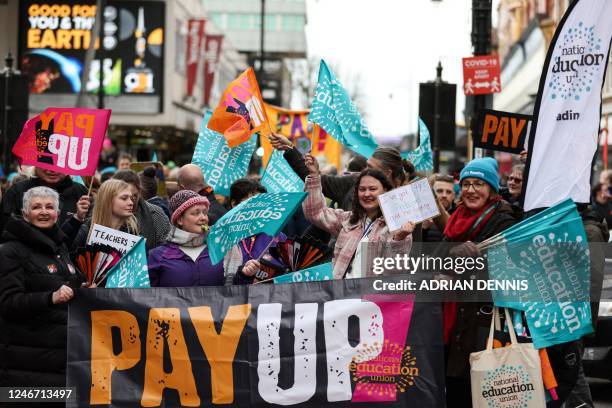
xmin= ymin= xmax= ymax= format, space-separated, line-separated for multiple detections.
xmin=301 ymin=154 xmax=415 ymax=279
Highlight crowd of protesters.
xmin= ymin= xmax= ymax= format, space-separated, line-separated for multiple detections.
xmin=0 ymin=135 xmax=609 ymax=407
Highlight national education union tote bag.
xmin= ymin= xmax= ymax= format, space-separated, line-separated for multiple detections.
xmin=470 ymin=307 xmax=546 ymax=408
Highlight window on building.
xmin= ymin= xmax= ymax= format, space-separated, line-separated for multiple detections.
xmin=265 ymin=15 xmax=277 ymax=31
xmin=281 ymin=15 xmax=305 ymax=31
xmin=210 ymin=12 xmax=224 ymax=29
xmin=175 ymin=19 xmax=185 ymax=74
xmin=281 ymin=15 xmax=294 ymax=31
xmin=239 ymin=13 xmax=252 ymax=29
xmin=252 ymin=14 xmax=280 ymax=31
xmin=228 ymin=14 xmax=241 ymax=29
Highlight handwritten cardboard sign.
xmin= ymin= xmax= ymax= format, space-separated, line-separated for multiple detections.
xmin=378 ymin=178 xmax=440 ymax=232
xmin=87 ymin=224 xmax=142 ymax=255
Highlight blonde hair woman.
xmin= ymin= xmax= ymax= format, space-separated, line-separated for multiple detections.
xmin=74 ymin=179 xmax=139 ymax=247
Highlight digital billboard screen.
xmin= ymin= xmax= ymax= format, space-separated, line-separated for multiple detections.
xmin=18 ymin=0 xmax=165 ymax=104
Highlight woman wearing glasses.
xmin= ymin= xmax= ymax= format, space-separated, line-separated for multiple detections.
xmin=438 ymin=158 xmax=519 ymax=407
xmin=504 ymin=164 xmax=524 ymax=207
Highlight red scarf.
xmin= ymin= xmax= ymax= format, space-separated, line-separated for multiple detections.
xmin=442 ymin=196 xmax=501 ymax=345
xmin=443 ymin=197 xmax=501 ymax=242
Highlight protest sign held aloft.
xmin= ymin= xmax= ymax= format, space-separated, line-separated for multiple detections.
xmin=192 ymin=111 xmax=257 ymax=196
xmin=378 ymin=178 xmax=440 ymax=232
xmin=66 ymin=278 xmax=444 ymax=407
xmin=475 ymin=109 xmax=531 ymax=154
xmin=207 ymin=192 xmax=307 ymax=265
xmin=309 ymin=60 xmax=379 ymax=158
xmin=208 ymin=67 xmax=270 ymax=147
xmin=12 ymin=107 xmax=111 ymax=175
xmin=87 ymin=223 xmax=141 ymax=255
xmin=261 ymin=104 xmax=342 ymax=169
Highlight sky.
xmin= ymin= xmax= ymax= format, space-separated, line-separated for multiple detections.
xmin=304 ymin=0 xmax=475 ymax=142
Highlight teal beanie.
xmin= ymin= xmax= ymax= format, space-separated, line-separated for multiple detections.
xmin=460 ymin=158 xmax=500 ymax=192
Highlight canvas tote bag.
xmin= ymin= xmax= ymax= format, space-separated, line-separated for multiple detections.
xmin=470 ymin=307 xmax=546 ymax=408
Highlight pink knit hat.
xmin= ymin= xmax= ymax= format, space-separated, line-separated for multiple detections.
xmin=169 ymin=190 xmax=210 ymax=225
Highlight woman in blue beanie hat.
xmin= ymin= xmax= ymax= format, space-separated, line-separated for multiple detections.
xmin=436 ymin=157 xmax=520 ymax=407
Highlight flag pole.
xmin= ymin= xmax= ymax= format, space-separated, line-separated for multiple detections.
xmin=87 ymin=175 xmax=96 ymax=196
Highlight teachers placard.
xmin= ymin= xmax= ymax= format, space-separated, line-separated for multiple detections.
xmin=87 ymin=224 xmax=141 ymax=255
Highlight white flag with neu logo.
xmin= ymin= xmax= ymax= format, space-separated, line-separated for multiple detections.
xmin=523 ymin=0 xmax=612 ymax=211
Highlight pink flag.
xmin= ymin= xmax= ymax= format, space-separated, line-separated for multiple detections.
xmin=12 ymin=107 xmax=111 ymax=176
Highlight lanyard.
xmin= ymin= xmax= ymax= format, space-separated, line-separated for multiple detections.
xmin=361 ymin=219 xmax=376 ymax=240
xmin=241 ymin=236 xmax=257 ymax=259
xmin=466 ymin=201 xmax=499 ymax=239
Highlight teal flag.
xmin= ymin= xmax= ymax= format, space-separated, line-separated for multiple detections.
xmin=487 ymin=200 xmax=592 ymax=348
xmin=272 ymin=262 xmax=333 ymax=284
xmin=72 ymin=175 xmax=86 ymax=186
xmin=105 ymin=238 xmax=150 ymax=288
xmin=192 ymin=111 xmax=257 ymax=196
xmin=207 ymin=192 xmax=307 ymax=265
xmin=309 ymin=60 xmax=378 ymax=157
xmin=261 ymin=150 xmax=304 ymax=193
xmin=151 ymin=151 xmax=158 ymax=162
xmin=401 ymin=118 xmax=433 ymax=171
xmin=494 ymin=199 xmax=576 ymax=242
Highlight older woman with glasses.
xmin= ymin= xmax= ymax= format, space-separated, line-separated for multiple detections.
xmin=0 ymin=187 xmax=85 ymax=390
xmin=505 ymin=164 xmax=524 ymax=207
xmin=436 ymin=158 xmax=519 ymax=407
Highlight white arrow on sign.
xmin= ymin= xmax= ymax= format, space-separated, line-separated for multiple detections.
xmin=474 ymin=81 xmax=491 ymax=88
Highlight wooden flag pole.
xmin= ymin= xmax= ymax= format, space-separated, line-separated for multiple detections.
xmin=87 ymin=175 xmax=96 ymax=196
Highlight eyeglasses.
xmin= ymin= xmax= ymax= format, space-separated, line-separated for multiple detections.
xmin=508 ymin=176 xmax=523 ymax=183
xmin=461 ymin=181 xmax=487 ymax=191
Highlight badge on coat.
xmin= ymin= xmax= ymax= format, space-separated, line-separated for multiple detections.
xmin=47 ymin=264 xmax=58 ymax=274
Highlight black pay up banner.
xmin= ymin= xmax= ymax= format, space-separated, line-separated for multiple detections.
xmin=66 ymin=278 xmax=444 ymax=407
xmin=475 ymin=109 xmax=532 ymax=154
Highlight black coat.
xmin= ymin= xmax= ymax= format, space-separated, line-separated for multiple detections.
xmin=439 ymin=200 xmax=519 ymax=379
xmin=0 ymin=217 xmax=83 ymax=387
xmin=0 ymin=176 xmax=88 ymax=234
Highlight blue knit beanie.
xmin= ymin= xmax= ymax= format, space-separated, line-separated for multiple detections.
xmin=460 ymin=158 xmax=500 ymax=192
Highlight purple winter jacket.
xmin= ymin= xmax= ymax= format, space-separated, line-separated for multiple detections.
xmin=148 ymin=242 xmax=224 ymax=287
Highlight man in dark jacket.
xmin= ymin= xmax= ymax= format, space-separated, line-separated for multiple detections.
xmin=590 ymin=182 xmax=612 ymax=229
xmin=423 ymin=174 xmax=457 ymax=244
xmin=0 ymin=168 xmax=88 ymax=233
xmin=177 ymin=164 xmax=227 ymax=226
